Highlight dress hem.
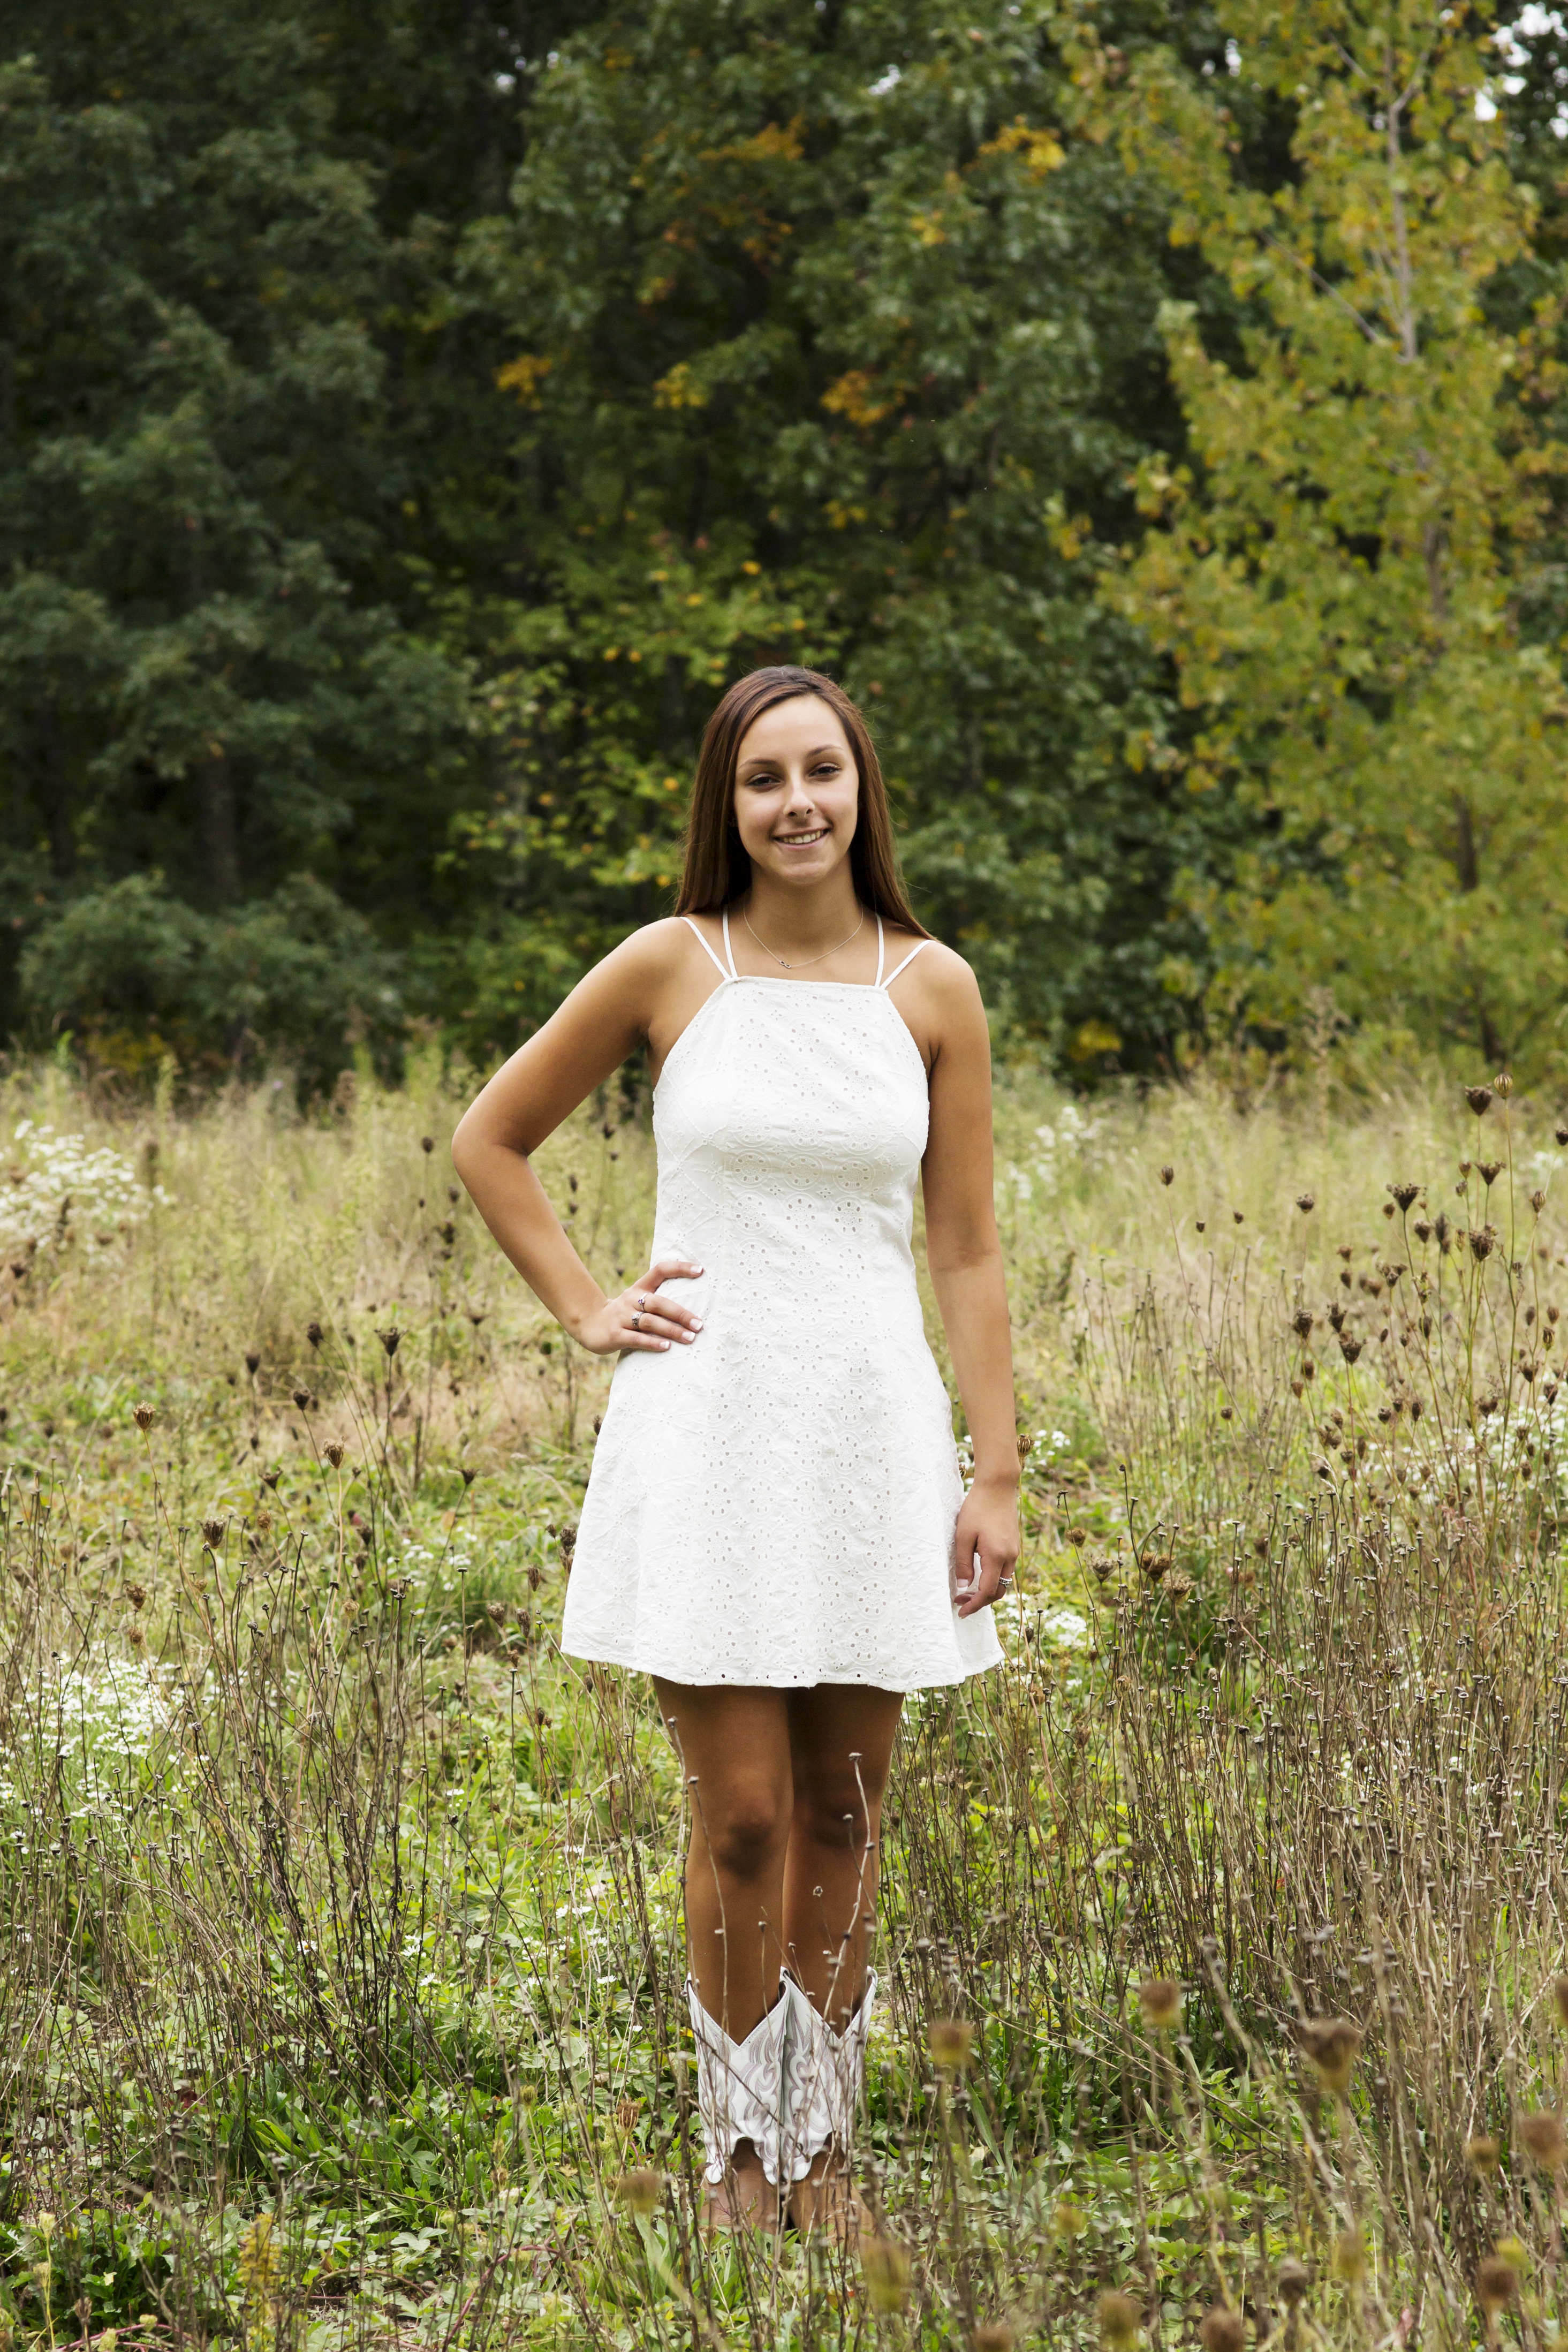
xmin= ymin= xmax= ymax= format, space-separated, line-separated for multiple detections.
xmin=559 ymin=1636 xmax=1001 ymax=1691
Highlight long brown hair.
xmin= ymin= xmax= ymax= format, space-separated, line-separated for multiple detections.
xmin=676 ymin=667 xmax=930 ymax=935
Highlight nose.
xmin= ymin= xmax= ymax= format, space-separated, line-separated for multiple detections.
xmin=785 ymin=772 xmax=816 ymax=817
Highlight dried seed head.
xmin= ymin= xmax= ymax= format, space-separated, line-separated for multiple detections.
xmin=615 ymin=2168 xmax=662 ymax=2217
xmin=1338 ymin=1335 xmax=1363 ymax=1365
xmin=126 ymin=1623 xmax=145 ymax=1646
xmin=1413 ymin=1217 xmax=1432 ymax=1242
xmin=1496 ymin=1072 xmax=1514 ymax=1099
xmin=1329 ymin=2230 xmax=1366 ymax=2285
xmin=244 ymin=1351 xmax=261 ymax=1376
xmin=1557 ymin=1124 xmax=1568 ymax=1147
xmin=487 ymin=1601 xmax=506 ymax=1624
xmin=306 ymin=1320 xmax=323 ymax=1350
xmin=124 ymin=1583 xmax=147 ymax=1610
xmin=200 ymin=1519 xmax=226 ymax=1551
xmin=1532 ymin=1189 xmax=1548 ymax=1214
xmin=1469 ymin=1228 xmax=1495 ymax=1262
xmin=1088 ymin=1551 xmax=1114 ymax=1584
xmin=1198 ymin=2308 xmax=1245 ymax=2352
xmin=379 ymin=1327 xmax=402 ymax=1359
xmin=1097 ymin=2290 xmax=1140 ymax=2351
xmin=1232 ymin=1209 xmax=1244 ymax=1224
xmin=1520 ymin=2111 xmax=1567 ymax=2172
xmin=292 ymin=1388 xmax=310 ymax=1412
xmin=974 ymin=2326 xmax=1017 ymax=2352
xmin=421 ymin=1136 xmax=435 ymax=1155
xmin=461 ymin=1465 xmax=478 ymax=1486
xmin=1159 ymin=1165 xmax=1173 ymax=1186
xmin=132 ymin=1403 xmax=155 ymax=1432
xmin=1298 ymin=2017 xmax=1362 ymax=2096
xmin=1068 ymin=1525 xmax=1087 ymax=1546
xmin=1465 ymin=2134 xmax=1502 ymax=2176
xmin=1276 ymin=2259 xmax=1309 ymax=2310
xmin=1296 ymin=1192 xmax=1315 ymax=1213
xmin=323 ymin=1441 xmax=345 ymax=1469
xmin=1466 ymin=1086 xmax=1494 ymax=1116
xmin=1389 ymin=1182 xmax=1420 ymax=1212
xmin=1479 ymin=1161 xmax=1503 ymax=1187
xmin=929 ymin=2017 xmax=976 ymax=2069
xmin=1292 ymin=1308 xmax=1314 ymax=1338
xmin=861 ymin=2237 xmax=911 ymax=2314
xmin=1137 ymin=1978 xmax=1183 ymax=2030
xmin=1474 ymin=2258 xmax=1515 ymax=2317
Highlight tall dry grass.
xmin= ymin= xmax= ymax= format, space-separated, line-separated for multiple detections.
xmin=2 ymin=1052 xmax=1567 ymax=2348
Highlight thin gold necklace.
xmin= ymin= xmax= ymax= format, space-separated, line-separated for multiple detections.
xmin=741 ymin=902 xmax=866 ymax=972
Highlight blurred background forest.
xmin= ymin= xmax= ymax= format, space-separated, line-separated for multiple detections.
xmin=6 ymin=0 xmax=1568 ymax=1092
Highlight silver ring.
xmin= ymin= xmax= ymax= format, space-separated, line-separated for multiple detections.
xmin=636 ymin=1293 xmax=648 ymax=1311
xmin=631 ymin=1313 xmax=641 ymax=1331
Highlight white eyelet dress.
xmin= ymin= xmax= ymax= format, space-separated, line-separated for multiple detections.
xmin=560 ymin=912 xmax=1003 ymax=1691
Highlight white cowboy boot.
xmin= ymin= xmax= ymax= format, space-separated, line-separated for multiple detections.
xmin=778 ymin=1969 xmax=877 ymax=2186
xmin=686 ymin=1980 xmax=789 ymax=2196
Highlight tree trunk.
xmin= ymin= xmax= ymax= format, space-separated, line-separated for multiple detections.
xmin=34 ymin=700 xmax=74 ymax=880
xmin=198 ymin=751 xmax=239 ymax=901
xmin=1453 ymin=795 xmax=1479 ymax=894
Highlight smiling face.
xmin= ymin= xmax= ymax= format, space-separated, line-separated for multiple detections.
xmin=731 ymin=694 xmax=859 ymax=891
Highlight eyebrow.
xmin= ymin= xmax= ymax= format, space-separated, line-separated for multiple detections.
xmin=738 ymin=745 xmax=846 ymax=769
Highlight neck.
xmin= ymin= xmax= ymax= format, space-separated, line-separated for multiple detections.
xmin=743 ymin=868 xmax=863 ymax=954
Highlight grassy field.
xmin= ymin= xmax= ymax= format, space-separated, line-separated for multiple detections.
xmin=4 ymin=1050 xmax=1568 ymax=2349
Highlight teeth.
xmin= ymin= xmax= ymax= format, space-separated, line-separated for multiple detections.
xmin=779 ymin=830 xmax=825 ymax=844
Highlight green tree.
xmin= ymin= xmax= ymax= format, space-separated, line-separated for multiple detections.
xmin=0 ymin=7 xmax=472 ymax=1072
xmin=1102 ymin=0 xmax=1568 ymax=1075
xmin=439 ymin=0 xmax=1248 ymax=1063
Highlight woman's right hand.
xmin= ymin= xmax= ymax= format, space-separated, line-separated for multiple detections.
xmin=572 ymin=1257 xmax=705 ymax=1356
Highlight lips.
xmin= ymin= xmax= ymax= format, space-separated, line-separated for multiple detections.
xmin=776 ymin=828 xmax=828 ymax=846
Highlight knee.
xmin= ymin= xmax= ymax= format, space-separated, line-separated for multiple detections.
xmin=696 ymin=1783 xmax=791 ymax=1879
xmin=792 ymin=1776 xmax=880 ymax=1853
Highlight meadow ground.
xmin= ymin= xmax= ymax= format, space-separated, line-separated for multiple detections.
xmin=3 ymin=1050 xmax=1568 ymax=2350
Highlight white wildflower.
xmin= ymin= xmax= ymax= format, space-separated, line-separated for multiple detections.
xmin=1 ymin=1123 xmax=169 ymax=1256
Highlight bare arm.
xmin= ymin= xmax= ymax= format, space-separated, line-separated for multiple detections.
xmin=450 ymin=923 xmax=708 ymax=1357
xmin=911 ymin=949 xmax=1020 ymax=1614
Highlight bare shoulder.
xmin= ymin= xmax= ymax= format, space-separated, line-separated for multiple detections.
xmin=906 ymin=937 xmax=980 ymax=1001
xmin=885 ymin=932 xmax=983 ymax=1015
xmin=602 ymin=916 xmax=703 ymax=980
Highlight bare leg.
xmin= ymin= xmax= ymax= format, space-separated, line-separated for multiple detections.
xmin=654 ymin=1679 xmax=793 ymax=2225
xmin=783 ymin=1683 xmax=904 ymax=2023
xmin=782 ymin=1683 xmax=904 ymax=2234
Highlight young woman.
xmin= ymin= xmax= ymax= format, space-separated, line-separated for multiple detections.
xmin=452 ymin=666 xmax=1018 ymax=2233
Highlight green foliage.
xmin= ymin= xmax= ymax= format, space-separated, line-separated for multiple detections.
xmin=0 ymin=5 xmax=477 ymax=1038
xmin=18 ymin=871 xmax=403 ymax=1087
xmin=446 ymin=0 xmax=1245 ymax=1061
xmin=8 ymin=0 xmax=1568 ymax=1079
xmin=0 ymin=0 xmax=1257 ymax=1077
xmin=1102 ymin=0 xmax=1568 ymax=1076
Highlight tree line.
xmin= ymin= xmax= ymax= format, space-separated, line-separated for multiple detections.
xmin=3 ymin=0 xmax=1565 ymax=1088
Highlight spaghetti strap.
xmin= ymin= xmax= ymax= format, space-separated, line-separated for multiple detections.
xmin=681 ymin=915 xmax=734 ymax=984
xmin=881 ymin=939 xmax=929 ymax=990
xmin=873 ymin=914 xmax=885 ymax=988
xmin=720 ymin=907 xmax=740 ymax=980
